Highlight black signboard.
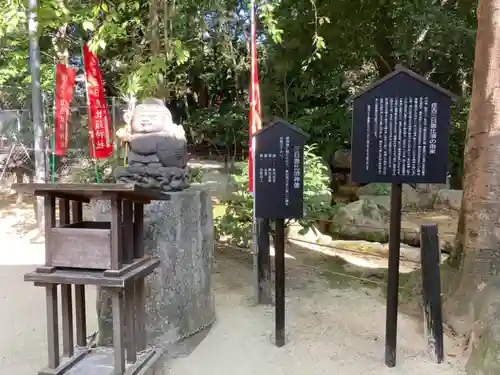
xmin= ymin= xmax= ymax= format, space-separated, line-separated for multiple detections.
xmin=253 ymin=119 xmax=308 ymax=219
xmin=350 ymin=65 xmax=458 ymax=184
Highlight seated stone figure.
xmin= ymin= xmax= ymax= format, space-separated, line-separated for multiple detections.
xmin=114 ymin=98 xmax=190 ymax=192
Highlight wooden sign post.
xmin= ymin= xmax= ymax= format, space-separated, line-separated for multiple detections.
xmin=350 ymin=65 xmax=458 ymax=367
xmin=253 ymin=118 xmax=308 ymax=348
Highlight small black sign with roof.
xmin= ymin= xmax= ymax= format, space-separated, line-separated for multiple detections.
xmin=252 ymin=118 xmax=309 ymax=219
xmin=350 ymin=65 xmax=459 ymax=184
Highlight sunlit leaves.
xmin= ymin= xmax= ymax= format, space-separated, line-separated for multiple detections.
xmin=82 ymin=21 xmax=94 ymax=31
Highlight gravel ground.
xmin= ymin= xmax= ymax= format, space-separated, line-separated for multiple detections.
xmin=0 ymin=175 xmax=467 ymax=375
xmin=0 ymin=200 xmax=97 ymax=375
xmin=167 ymin=250 xmax=466 ymax=375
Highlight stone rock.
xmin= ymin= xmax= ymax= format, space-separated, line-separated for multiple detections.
xmin=128 ymin=164 xmax=147 ymax=175
xmin=129 ymin=133 xmax=187 ymax=167
xmin=328 ymin=199 xmax=421 ymax=246
xmin=357 ymin=183 xmax=419 ymax=209
xmin=331 ymin=200 xmax=387 ymax=242
xmin=401 ymin=220 xmax=421 ymax=246
xmin=94 ymin=186 xmax=215 ymax=349
xmin=435 ymin=189 xmax=463 ymax=211
xmin=113 ymin=166 xmax=133 ymax=179
xmin=287 ymin=222 xmax=323 ymax=244
xmin=359 ymin=195 xmax=390 ymax=213
xmin=128 ymin=150 xmax=160 ymax=164
xmin=156 ymin=134 xmax=189 ymax=168
xmin=332 ymin=149 xmax=351 ymax=169
xmin=415 ymin=184 xmax=444 ymax=209
xmin=335 ymin=199 xmax=383 ymax=223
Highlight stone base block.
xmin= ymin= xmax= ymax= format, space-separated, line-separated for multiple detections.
xmin=93 ymin=186 xmax=215 ymax=349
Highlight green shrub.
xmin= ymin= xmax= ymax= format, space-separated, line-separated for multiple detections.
xmin=188 ymin=166 xmax=204 ymax=184
xmin=72 ymin=154 xmax=121 ymax=184
xmin=214 ymin=144 xmax=334 ymax=247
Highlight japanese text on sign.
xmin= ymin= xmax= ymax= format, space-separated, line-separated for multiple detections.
xmin=366 ymin=96 xmax=437 ymax=177
xmin=293 ymin=146 xmax=301 ymax=189
xmin=253 ymin=119 xmax=308 ymax=219
xmin=282 ymin=136 xmax=290 ymax=207
xmin=259 ymin=153 xmax=277 ymax=183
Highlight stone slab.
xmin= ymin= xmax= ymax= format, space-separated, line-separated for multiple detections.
xmin=93 ymin=186 xmax=215 ymax=350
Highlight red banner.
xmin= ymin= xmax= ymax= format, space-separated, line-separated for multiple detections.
xmin=248 ymin=2 xmax=261 ymax=193
xmin=82 ymin=43 xmax=113 ymax=159
xmin=54 ymin=64 xmax=76 ymax=155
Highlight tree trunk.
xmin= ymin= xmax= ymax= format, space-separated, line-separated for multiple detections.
xmin=445 ymin=0 xmax=500 ymax=337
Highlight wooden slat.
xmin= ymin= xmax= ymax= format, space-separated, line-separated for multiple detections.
xmin=74 ymin=285 xmax=87 ymax=347
xmin=133 ymin=202 xmax=146 ymax=352
xmin=24 ymin=258 xmax=160 ymax=287
xmin=130 ymin=349 xmax=160 ymax=375
xmin=38 ymin=350 xmax=90 ymax=375
xmin=135 ymin=280 xmax=146 ymax=352
xmin=61 ymin=285 xmax=74 ymax=357
xmin=111 ymin=198 xmax=123 ymax=270
xmin=133 ymin=203 xmax=144 ymax=258
xmin=122 ymin=200 xmax=134 ymax=264
xmin=46 ymin=285 xmax=60 ymax=369
xmin=44 ymin=196 xmax=56 ymax=266
xmin=103 ymin=256 xmax=151 ymax=278
xmin=59 ymin=199 xmax=70 ymax=226
xmin=50 ymin=226 xmax=112 ymax=269
xmin=125 ymin=285 xmax=137 ymax=363
xmin=112 ymin=290 xmax=126 ymax=375
xmin=71 ymin=201 xmax=83 ymax=222
xmin=12 ymin=183 xmax=171 ymax=203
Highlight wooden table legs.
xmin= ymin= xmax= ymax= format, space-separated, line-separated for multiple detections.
xmin=112 ymin=290 xmax=126 ymax=375
xmin=45 ymin=284 xmax=60 ymax=369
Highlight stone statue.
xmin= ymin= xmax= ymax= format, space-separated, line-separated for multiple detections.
xmin=114 ymin=98 xmax=190 ymax=192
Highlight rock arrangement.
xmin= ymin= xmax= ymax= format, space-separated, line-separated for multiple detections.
xmin=114 ymin=98 xmax=190 ymax=192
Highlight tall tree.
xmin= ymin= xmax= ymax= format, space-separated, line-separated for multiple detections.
xmin=445 ymin=2 xmax=500 ymax=370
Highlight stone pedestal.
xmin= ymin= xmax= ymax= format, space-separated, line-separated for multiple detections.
xmin=93 ymin=186 xmax=215 ymax=350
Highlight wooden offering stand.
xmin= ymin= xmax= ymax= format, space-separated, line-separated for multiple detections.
xmin=15 ymin=183 xmax=168 ymax=375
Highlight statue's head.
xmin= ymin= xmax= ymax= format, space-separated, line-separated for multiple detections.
xmin=130 ymin=98 xmax=173 ymax=134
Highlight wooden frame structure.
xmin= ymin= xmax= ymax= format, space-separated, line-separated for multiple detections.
xmin=15 ymin=183 xmax=168 ymax=375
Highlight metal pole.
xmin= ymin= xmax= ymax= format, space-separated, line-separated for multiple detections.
xmin=28 ymin=0 xmax=46 ymax=229
xmin=385 ymin=183 xmax=403 ymax=367
xmin=274 ymin=218 xmax=286 ymax=347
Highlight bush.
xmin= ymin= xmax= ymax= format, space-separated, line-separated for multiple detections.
xmin=214 ymin=144 xmax=334 ymax=247
xmin=72 ymin=154 xmax=121 ymax=184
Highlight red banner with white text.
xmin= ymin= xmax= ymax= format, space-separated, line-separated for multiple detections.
xmin=82 ymin=43 xmax=113 ymax=159
xmin=248 ymin=2 xmax=261 ymax=193
xmin=54 ymin=64 xmax=76 ymax=155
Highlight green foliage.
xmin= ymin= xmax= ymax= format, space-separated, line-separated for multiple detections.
xmin=214 ymin=161 xmax=253 ymax=246
xmin=214 ymin=144 xmax=333 ymax=247
xmin=188 ymin=166 xmax=204 ymax=184
xmin=0 ymin=0 xmax=475 ymax=187
xmin=186 ymin=101 xmax=248 ymax=152
xmin=72 ymin=154 xmax=121 ymax=184
xmin=359 ymin=183 xmax=391 ymax=196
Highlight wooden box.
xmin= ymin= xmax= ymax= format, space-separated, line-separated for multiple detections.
xmin=49 ymin=221 xmax=112 ymax=270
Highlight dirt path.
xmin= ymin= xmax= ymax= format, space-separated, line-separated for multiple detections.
xmin=0 ymin=175 xmax=466 ymax=374
xmin=167 ymin=247 xmax=466 ymax=375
